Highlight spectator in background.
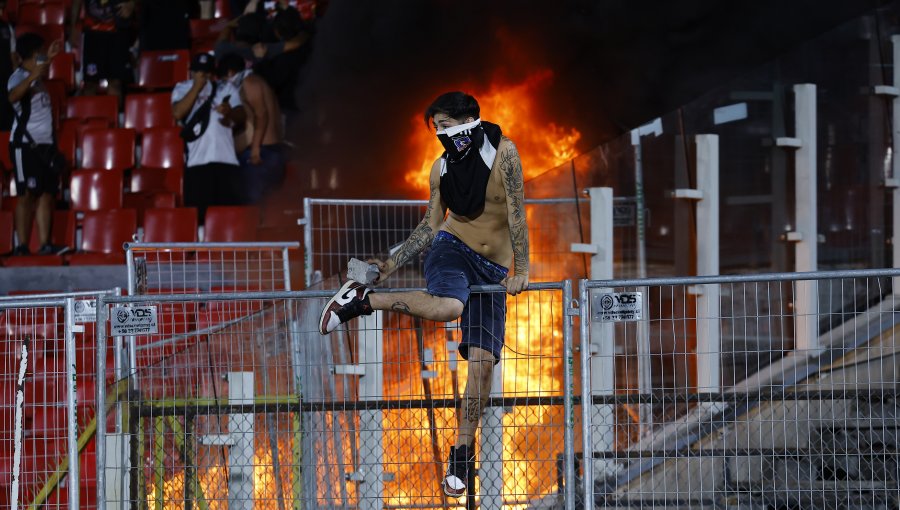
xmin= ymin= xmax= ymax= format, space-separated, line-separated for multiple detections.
xmin=69 ymin=0 xmax=136 ymax=103
xmin=253 ymin=7 xmax=311 ymax=131
xmin=214 ymin=12 xmax=298 ymax=64
xmin=218 ymin=52 xmax=285 ymax=205
xmin=8 ymin=34 xmax=62 ymax=255
xmin=0 ymin=0 xmax=15 ymax=131
xmin=172 ymin=53 xmax=245 ymax=221
xmin=136 ymin=0 xmax=197 ymax=52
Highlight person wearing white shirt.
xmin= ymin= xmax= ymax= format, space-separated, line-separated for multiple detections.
xmin=171 ymin=53 xmax=246 ymax=221
xmin=8 ymin=33 xmax=62 ymax=256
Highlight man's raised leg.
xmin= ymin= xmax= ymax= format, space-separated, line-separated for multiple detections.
xmin=319 ymin=280 xmax=464 ymax=335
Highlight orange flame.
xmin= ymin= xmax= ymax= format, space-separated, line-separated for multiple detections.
xmin=404 ymin=70 xmax=581 ymax=193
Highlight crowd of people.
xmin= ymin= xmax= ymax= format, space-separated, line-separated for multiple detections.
xmin=0 ymin=0 xmax=315 ymax=254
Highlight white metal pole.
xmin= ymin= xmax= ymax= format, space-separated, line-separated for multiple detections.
xmin=792 ymin=84 xmax=819 ymax=353
xmin=587 ymin=187 xmax=617 ymax=478
xmin=694 ymin=135 xmax=721 ymax=394
xmin=228 ymin=372 xmax=255 ymax=510
xmin=891 ymin=36 xmax=900 ymax=291
xmin=357 ymin=312 xmax=385 ymax=510
xmin=65 ymin=298 xmax=81 ymax=510
xmin=480 ymin=360 xmax=504 ymax=510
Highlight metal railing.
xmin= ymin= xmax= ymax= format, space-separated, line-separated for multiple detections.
xmin=1 ymin=289 xmax=118 ymax=510
xmin=95 ymin=281 xmax=576 ymax=510
xmin=579 ymin=268 xmax=900 ymax=509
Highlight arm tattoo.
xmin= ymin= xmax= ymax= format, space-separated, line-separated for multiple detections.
xmin=499 ymin=141 xmax=529 ymax=275
xmin=389 ymin=185 xmax=438 ymax=269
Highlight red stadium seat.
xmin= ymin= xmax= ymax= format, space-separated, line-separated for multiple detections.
xmin=69 ymin=168 xmax=124 ymax=211
xmin=65 ymin=95 xmax=118 ymax=126
xmin=190 ymin=18 xmax=225 ymax=55
xmin=142 ymin=207 xmax=198 ymax=243
xmin=139 ymin=126 xmax=184 ymax=171
xmin=124 ymin=92 xmax=175 ymax=135
xmin=17 ymin=1 xmax=65 ymax=25
xmin=0 ymin=132 xmax=11 ymax=173
xmin=15 ymin=23 xmax=64 ymax=46
xmin=48 ymin=51 xmax=76 ymax=92
xmin=133 ymin=127 xmax=184 ymax=202
xmin=60 ymin=117 xmax=112 ymax=150
xmin=27 ymin=209 xmax=74 ymax=253
xmin=81 ymin=128 xmax=135 ymax=172
xmin=66 ymin=209 xmax=136 ymax=265
xmin=43 ymin=78 xmax=66 ymax=128
xmin=0 ymin=211 xmax=12 ymax=255
xmin=56 ymin=122 xmax=76 ymax=169
xmin=214 ymin=0 xmax=230 ymax=18
xmin=135 ymin=50 xmax=190 ymax=90
xmin=203 ymin=206 xmax=259 ymax=242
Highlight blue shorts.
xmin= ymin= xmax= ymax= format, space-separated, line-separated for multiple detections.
xmin=424 ymin=231 xmax=508 ymax=362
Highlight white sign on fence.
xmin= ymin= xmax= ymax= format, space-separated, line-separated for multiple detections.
xmin=74 ymin=299 xmax=97 ymax=323
xmin=593 ymin=292 xmax=643 ymax=322
xmin=111 ymin=306 xmax=158 ymax=335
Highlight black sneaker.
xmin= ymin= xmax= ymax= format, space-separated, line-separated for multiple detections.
xmin=38 ymin=243 xmax=69 ymax=256
xmin=442 ymin=444 xmax=473 ymax=497
xmin=11 ymin=245 xmax=30 ymax=256
xmin=318 ymin=280 xmax=373 ymax=334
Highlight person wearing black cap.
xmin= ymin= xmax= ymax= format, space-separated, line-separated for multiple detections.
xmin=171 ymin=52 xmax=245 ymax=221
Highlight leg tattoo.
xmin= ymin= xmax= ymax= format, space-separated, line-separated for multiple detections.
xmin=391 ymin=301 xmax=412 ymax=314
xmin=463 ymin=396 xmax=482 ymax=423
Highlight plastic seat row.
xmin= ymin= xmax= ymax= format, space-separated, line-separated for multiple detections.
xmin=0 ymin=205 xmax=260 ymax=264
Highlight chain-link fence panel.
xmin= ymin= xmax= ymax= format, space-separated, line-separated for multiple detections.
xmin=580 ymin=269 xmax=900 ymax=509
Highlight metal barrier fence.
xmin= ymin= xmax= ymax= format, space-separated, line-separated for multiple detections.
xmin=95 ymin=281 xmax=575 ymax=510
xmin=300 ymin=198 xmax=592 ymax=289
xmin=1 ymin=289 xmax=118 ymax=510
xmin=580 ymin=269 xmax=900 ymax=510
xmin=125 ymin=242 xmax=299 ymax=295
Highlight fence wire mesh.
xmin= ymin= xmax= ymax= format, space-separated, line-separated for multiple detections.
xmin=1 ymin=291 xmax=114 ymax=510
xmin=301 ymin=198 xmax=587 ymax=289
xmin=126 ymin=243 xmax=298 ymax=295
xmin=581 ymin=271 xmax=900 ymax=510
xmin=99 ymin=281 xmax=574 ymax=510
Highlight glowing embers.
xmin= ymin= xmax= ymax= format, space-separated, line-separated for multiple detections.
xmin=405 ymin=71 xmax=582 ymax=193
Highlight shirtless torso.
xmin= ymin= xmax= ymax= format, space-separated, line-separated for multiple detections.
xmin=437 ymin=137 xmax=515 ymax=269
xmin=234 ymin=73 xmax=282 ymax=153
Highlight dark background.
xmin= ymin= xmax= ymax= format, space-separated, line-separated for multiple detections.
xmin=288 ymin=0 xmax=891 ymax=197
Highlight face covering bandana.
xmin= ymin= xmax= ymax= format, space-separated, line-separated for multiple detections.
xmin=437 ymin=118 xmax=503 ymax=217
xmin=437 ymin=118 xmax=484 ymax=163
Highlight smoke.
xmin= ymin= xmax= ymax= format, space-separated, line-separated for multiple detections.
xmin=287 ymin=0 xmax=881 ymax=198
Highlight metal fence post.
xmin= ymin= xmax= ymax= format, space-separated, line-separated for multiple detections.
xmin=96 ymin=297 xmax=109 ymax=510
xmin=694 ymin=135 xmax=721 ymax=393
xmin=892 ymin=36 xmax=900 ymax=291
xmin=480 ymin=333 xmax=504 ymax=510
xmin=64 ymin=298 xmax=81 ymax=510
xmin=302 ymin=197 xmax=313 ymax=288
xmin=792 ymin=84 xmax=819 ymax=353
xmin=357 ymin=311 xmax=385 ymax=510
xmin=578 ymin=279 xmax=595 ymax=510
xmin=562 ymin=280 xmax=576 ymax=510
xmin=578 ymin=188 xmax=618 ymax=482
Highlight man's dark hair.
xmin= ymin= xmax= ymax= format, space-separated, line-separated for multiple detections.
xmin=424 ymin=92 xmax=480 ymax=126
xmin=217 ymin=52 xmax=246 ymax=78
xmin=16 ymin=33 xmax=44 ymax=61
xmin=273 ymin=7 xmax=307 ymax=41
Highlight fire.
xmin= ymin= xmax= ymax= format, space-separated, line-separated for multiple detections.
xmin=377 ymin=71 xmax=581 ymax=507
xmin=404 ymin=70 xmax=581 ymax=192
